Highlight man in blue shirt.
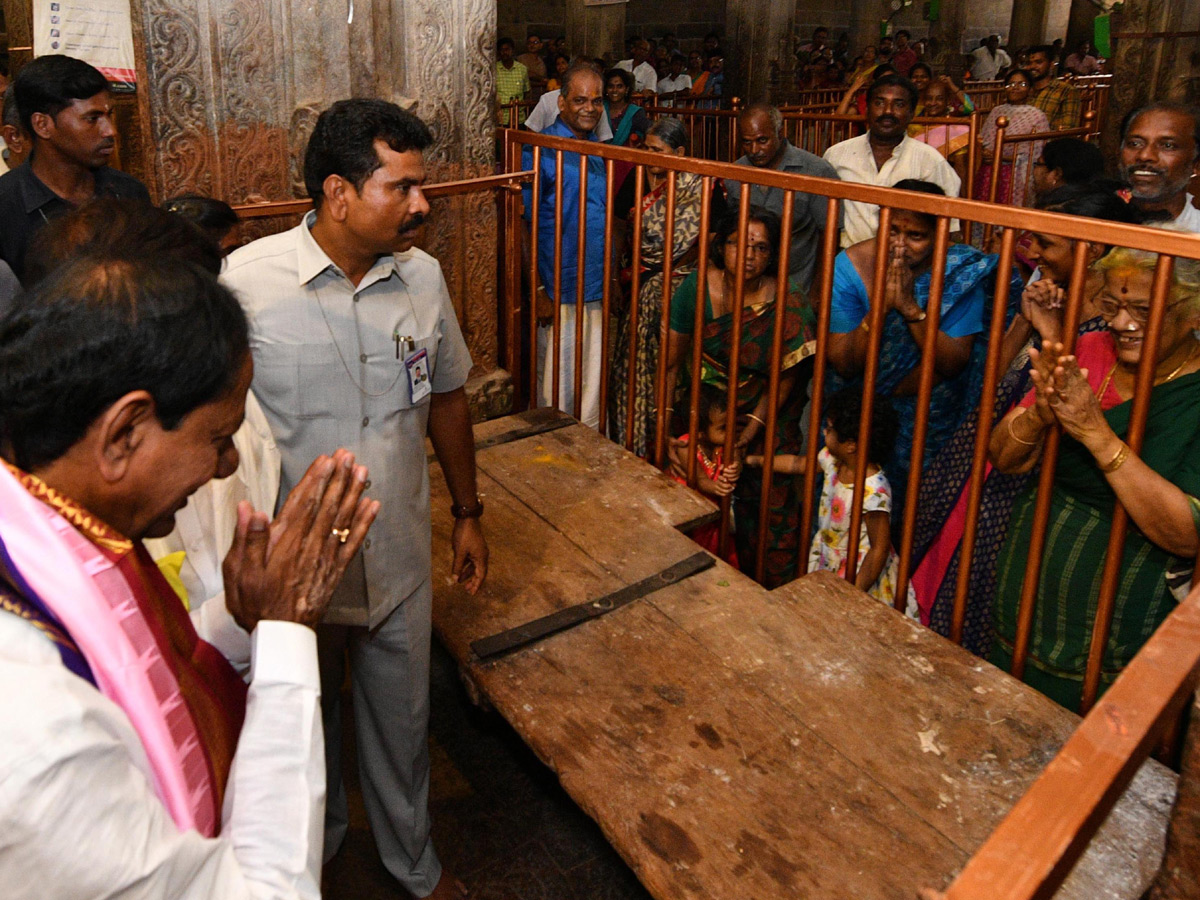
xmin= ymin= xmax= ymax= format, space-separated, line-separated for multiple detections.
xmin=522 ymin=64 xmax=607 ymax=427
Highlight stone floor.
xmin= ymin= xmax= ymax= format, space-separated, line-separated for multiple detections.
xmin=321 ymin=639 xmax=654 ymax=900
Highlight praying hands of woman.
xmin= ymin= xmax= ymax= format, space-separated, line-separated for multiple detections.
xmin=1029 ymin=343 xmax=1113 ymax=453
xmin=884 ymin=236 xmax=923 ymax=322
xmin=1021 ymin=278 xmax=1066 ymax=344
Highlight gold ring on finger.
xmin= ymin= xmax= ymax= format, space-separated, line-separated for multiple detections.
xmin=331 ymin=527 xmax=350 ymax=543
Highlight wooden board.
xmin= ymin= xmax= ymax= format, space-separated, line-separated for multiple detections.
xmin=429 ymin=410 xmax=1174 ymax=900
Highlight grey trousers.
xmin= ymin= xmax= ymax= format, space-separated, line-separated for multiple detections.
xmin=317 ymin=577 xmax=441 ymax=896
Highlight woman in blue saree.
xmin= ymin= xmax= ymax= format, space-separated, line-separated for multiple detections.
xmin=826 ymin=180 xmax=1021 ymax=526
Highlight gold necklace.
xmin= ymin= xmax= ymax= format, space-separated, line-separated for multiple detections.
xmin=1158 ymin=339 xmax=1200 ymax=384
xmin=1098 ymin=338 xmax=1200 ymax=399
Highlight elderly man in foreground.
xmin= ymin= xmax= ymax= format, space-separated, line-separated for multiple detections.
xmin=0 ymin=250 xmax=378 ymax=898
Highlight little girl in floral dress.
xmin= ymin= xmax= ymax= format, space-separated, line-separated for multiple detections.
xmin=746 ymin=387 xmax=917 ymax=616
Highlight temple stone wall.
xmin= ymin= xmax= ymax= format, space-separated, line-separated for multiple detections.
xmin=1009 ymin=0 xmax=1074 ymax=54
xmin=128 ymin=0 xmax=500 ymax=381
xmin=625 ymin=0 xmax=726 ymax=47
xmin=498 ymin=0 xmax=725 ymax=58
xmin=1104 ymin=0 xmax=1200 ymax=157
xmin=497 ymin=0 xmax=568 ymax=48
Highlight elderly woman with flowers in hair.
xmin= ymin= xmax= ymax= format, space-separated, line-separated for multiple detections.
xmin=989 ymin=249 xmax=1200 ymax=709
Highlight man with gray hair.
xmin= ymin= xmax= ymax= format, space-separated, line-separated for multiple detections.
xmin=522 ymin=64 xmax=608 ymax=427
xmin=726 ymin=103 xmax=841 ymax=293
xmin=1118 ymin=102 xmax=1200 ymax=233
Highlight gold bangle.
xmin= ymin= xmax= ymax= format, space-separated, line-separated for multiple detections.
xmin=1007 ymin=413 xmax=1041 ymax=447
xmin=858 ymin=318 xmax=870 ymax=333
xmin=746 ymin=413 xmax=766 ymax=427
xmin=1100 ymin=442 xmax=1130 ymax=474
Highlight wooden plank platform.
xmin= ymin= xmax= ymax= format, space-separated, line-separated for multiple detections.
xmin=429 ymin=409 xmax=1175 ymax=899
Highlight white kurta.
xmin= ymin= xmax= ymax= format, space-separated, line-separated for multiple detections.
xmin=0 ymin=613 xmax=325 ymax=899
xmin=823 ymin=134 xmax=962 ymax=247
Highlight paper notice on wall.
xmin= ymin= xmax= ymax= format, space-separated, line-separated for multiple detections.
xmin=32 ymin=0 xmax=136 ymax=87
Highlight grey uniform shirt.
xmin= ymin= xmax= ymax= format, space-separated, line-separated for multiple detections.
xmin=222 ymin=213 xmax=473 ymax=627
xmin=725 ymin=142 xmax=841 ymax=293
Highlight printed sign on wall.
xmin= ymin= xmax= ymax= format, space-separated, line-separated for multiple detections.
xmin=32 ymin=0 xmax=136 ymax=87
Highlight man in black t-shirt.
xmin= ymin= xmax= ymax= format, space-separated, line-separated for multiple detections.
xmin=0 ymin=55 xmax=150 ymax=284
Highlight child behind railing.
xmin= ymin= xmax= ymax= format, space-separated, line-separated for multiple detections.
xmin=745 ymin=387 xmax=917 ymax=616
xmin=666 ymin=384 xmax=741 ymax=565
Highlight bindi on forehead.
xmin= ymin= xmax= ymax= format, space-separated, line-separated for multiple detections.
xmin=1108 ymin=266 xmax=1151 ymax=297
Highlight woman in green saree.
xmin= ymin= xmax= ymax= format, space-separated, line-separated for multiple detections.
xmin=989 ymin=248 xmax=1200 ymax=709
xmin=665 ymin=207 xmax=814 ymax=586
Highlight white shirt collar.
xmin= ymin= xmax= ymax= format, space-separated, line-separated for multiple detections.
xmin=295 ymin=210 xmax=401 ymax=287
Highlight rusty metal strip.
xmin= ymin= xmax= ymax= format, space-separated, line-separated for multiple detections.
xmin=471 ymin=552 xmax=716 ymax=661
xmin=472 ymin=412 xmax=576 ymax=453
xmin=425 ymin=410 xmax=574 ymax=463
xmin=424 ymin=410 xmax=573 ymax=460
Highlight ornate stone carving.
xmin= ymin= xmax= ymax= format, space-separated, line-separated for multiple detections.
xmin=137 ymin=0 xmax=218 ymax=199
xmin=289 ymin=105 xmax=322 ymax=198
xmin=1104 ymin=0 xmax=1199 ymax=156
xmin=403 ymin=0 xmax=500 ymax=375
xmin=131 ymin=0 xmax=502 ymax=384
xmin=215 ymin=0 xmax=292 ymax=202
xmin=419 ymin=161 xmax=500 ymax=373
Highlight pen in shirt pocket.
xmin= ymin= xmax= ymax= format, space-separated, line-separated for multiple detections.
xmin=393 ymin=329 xmax=414 ymax=359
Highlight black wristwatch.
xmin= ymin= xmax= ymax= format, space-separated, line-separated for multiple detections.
xmin=451 ymin=498 xmax=485 ymax=519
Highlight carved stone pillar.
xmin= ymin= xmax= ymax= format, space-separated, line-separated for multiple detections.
xmin=1103 ymin=0 xmax=1200 ymax=156
xmin=724 ymin=0 xmax=794 ymax=106
xmin=1008 ymin=0 xmax=1050 ymax=50
xmin=130 ymin=0 xmax=506 ymax=413
xmin=927 ymin=0 xmax=971 ymax=75
xmin=393 ymin=0 xmax=503 ymax=390
xmin=849 ymin=0 xmax=881 ymax=57
xmin=565 ymin=0 xmax=625 ymax=63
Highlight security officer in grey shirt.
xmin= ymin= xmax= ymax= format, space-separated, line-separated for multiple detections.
xmin=222 ymin=99 xmax=486 ymax=900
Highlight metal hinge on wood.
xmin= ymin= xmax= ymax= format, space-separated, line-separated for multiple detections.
xmin=471 ymin=551 xmax=715 ymax=661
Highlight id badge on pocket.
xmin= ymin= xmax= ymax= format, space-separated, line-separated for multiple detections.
xmin=405 ymin=347 xmax=432 ymax=403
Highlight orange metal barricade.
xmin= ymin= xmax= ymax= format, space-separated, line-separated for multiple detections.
xmin=232 ymin=127 xmax=1200 ymax=896
xmin=500 ymin=128 xmax=1200 ymax=896
xmin=976 ymin=111 xmax=1098 ymax=245
xmin=499 ymin=125 xmax=1200 ymax=703
xmin=642 ymin=103 xmax=741 ymax=162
